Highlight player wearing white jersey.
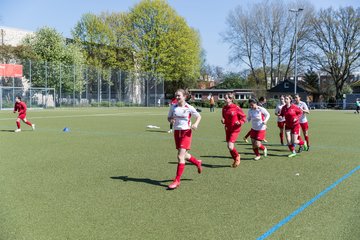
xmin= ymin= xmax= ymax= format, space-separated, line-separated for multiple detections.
xmin=167 ymin=89 xmax=202 ymax=190
xmin=294 ymin=94 xmax=310 ymax=151
xmin=247 ymin=99 xmax=270 ymax=160
xmin=275 ymin=95 xmax=286 ymax=145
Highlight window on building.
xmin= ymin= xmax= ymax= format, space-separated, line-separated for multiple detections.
xmin=194 ymin=93 xmax=202 ymax=100
xmin=218 ymin=94 xmax=224 ymax=100
xmin=284 ymin=82 xmax=289 ymax=88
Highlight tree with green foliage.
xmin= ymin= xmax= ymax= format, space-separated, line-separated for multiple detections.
xmin=215 ymin=72 xmax=248 ymax=89
xmin=303 ymin=68 xmax=319 ymax=90
xmin=22 ymin=27 xmax=84 ymax=96
xmin=126 ymin=0 xmax=201 ymax=94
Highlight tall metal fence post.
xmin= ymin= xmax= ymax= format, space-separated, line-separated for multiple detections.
xmin=29 ymin=60 xmax=32 ymax=108
xmin=85 ymin=67 xmax=88 ymax=105
xmin=108 ymin=69 xmax=111 ymax=107
xmin=59 ymin=63 xmax=62 ymax=108
xmin=45 ymin=61 xmax=48 ymax=108
xmin=97 ymin=69 xmax=100 ymax=107
xmin=73 ymin=64 xmax=76 ymax=107
xmin=119 ymin=70 xmax=122 ymax=103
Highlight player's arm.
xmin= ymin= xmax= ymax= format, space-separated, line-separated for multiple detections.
xmin=13 ymin=104 xmax=17 ymax=113
xmin=302 ymin=103 xmax=310 ymax=114
xmin=261 ymin=107 xmax=270 ymax=125
xmin=236 ymin=107 xmax=246 ymax=125
xmin=167 ymin=106 xmax=174 ymax=123
xmin=192 ymin=114 xmax=201 ymax=130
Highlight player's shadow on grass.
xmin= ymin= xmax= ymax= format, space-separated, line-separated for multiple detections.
xmin=0 ymin=129 xmax=15 ymax=132
xmin=200 ymin=155 xmax=255 ymax=161
xmin=169 ymin=160 xmax=232 ymax=168
xmin=110 ymin=176 xmax=192 ymax=188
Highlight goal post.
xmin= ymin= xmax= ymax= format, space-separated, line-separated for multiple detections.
xmin=0 ymin=86 xmax=56 ymax=110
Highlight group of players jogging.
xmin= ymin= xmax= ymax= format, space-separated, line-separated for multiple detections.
xmin=167 ymin=89 xmax=310 ymax=189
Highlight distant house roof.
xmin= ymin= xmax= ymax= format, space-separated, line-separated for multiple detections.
xmin=190 ymin=88 xmax=254 ymax=93
xmin=350 ymin=80 xmax=360 ymax=87
xmin=268 ymin=79 xmax=307 ymax=93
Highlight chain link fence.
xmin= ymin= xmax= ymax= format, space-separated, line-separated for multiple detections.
xmin=0 ymin=60 xmax=165 ymax=108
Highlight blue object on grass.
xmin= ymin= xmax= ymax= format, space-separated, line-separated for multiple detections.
xmin=63 ymin=127 xmax=70 ymax=132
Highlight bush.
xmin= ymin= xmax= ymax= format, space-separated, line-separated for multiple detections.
xmin=115 ymin=101 xmax=125 ymax=107
xmin=216 ymin=101 xmax=226 ymax=108
xmin=266 ymin=99 xmax=277 ymax=109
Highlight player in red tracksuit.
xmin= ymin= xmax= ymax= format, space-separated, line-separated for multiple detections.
xmin=279 ymin=95 xmax=307 ymax=157
xmin=13 ymin=96 xmax=35 ymax=132
xmin=221 ymin=93 xmax=247 ymax=167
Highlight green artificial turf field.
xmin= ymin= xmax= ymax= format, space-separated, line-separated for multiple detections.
xmin=0 ymin=107 xmax=359 ymax=240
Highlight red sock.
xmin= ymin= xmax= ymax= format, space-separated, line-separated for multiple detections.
xmin=16 ymin=122 xmax=20 ymax=129
xmin=259 ymin=144 xmax=265 ymax=150
xmin=229 ymin=148 xmax=239 ymax=160
xmin=253 ymin=147 xmax=260 ymax=156
xmin=187 ymin=155 xmax=200 ymax=166
xmin=25 ymin=121 xmax=32 ymax=126
xmin=279 ymin=133 xmax=284 ymax=144
xmin=288 ymin=144 xmax=295 ymax=152
xmin=245 ymin=130 xmax=251 ymax=138
xmin=175 ymin=163 xmax=185 ymax=182
xmin=298 ymin=136 xmax=304 ymax=146
xmin=305 ymin=136 xmax=309 ymax=146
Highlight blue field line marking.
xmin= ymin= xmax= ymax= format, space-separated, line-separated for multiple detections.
xmin=257 ymin=165 xmax=360 ymax=240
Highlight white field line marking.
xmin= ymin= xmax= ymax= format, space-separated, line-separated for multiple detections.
xmin=0 ymin=112 xmax=165 ymax=121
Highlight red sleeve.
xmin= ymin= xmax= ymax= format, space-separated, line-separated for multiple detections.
xmin=237 ymin=107 xmax=246 ymax=125
xmin=222 ymin=107 xmax=226 ymax=123
xmin=14 ymin=103 xmax=17 ymax=112
xmin=295 ymin=106 xmax=302 ymax=119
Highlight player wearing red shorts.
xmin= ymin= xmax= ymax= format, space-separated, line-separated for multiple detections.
xmin=243 ymin=96 xmax=268 ymax=143
xmin=294 ymin=94 xmax=310 ymax=151
xmin=221 ymin=93 xmax=246 ymax=167
xmin=13 ymin=96 xmax=35 ymax=133
xmin=247 ymin=99 xmax=270 ymax=160
xmin=275 ymin=95 xmax=286 ymax=145
xmin=279 ymin=95 xmax=307 ymax=157
xmin=167 ymin=89 xmax=202 ymax=190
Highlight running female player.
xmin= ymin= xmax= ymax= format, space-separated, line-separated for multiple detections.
xmin=167 ymin=89 xmax=202 ymax=189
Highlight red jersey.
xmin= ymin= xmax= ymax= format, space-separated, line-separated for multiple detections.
xmin=279 ymin=104 xmax=302 ymax=128
xmin=14 ymin=101 xmax=27 ymax=115
xmin=222 ymin=103 xmax=246 ymax=130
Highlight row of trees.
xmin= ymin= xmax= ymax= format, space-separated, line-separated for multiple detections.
xmin=0 ymin=0 xmax=202 ymax=95
xmin=223 ymin=0 xmax=360 ymax=99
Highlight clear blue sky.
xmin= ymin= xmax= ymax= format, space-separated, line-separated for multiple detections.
xmin=1 ymin=0 xmax=359 ymax=72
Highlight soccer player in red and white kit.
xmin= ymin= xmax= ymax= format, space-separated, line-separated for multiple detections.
xmin=279 ymin=95 xmax=307 ymax=157
xmin=13 ymin=96 xmax=35 ymax=132
xmin=275 ymin=95 xmax=286 ymax=145
xmin=221 ymin=93 xmax=246 ymax=167
xmin=167 ymin=89 xmax=202 ymax=190
xmin=247 ymin=99 xmax=270 ymax=160
xmin=243 ymin=96 xmax=268 ymax=143
xmin=294 ymin=94 xmax=310 ymax=151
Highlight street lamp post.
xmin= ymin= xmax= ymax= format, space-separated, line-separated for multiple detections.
xmin=289 ymin=8 xmax=303 ymax=95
